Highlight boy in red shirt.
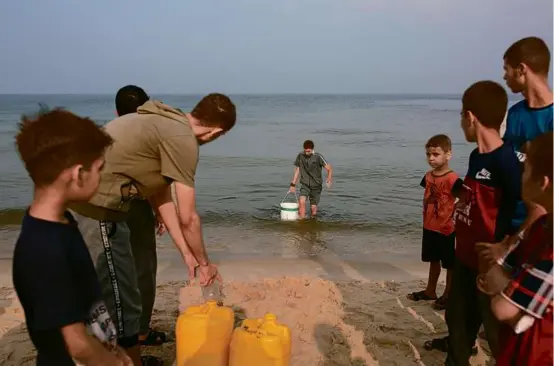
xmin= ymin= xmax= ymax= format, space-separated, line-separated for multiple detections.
xmin=407 ymin=134 xmax=461 ymax=311
xmin=477 ymin=132 xmax=553 ymax=365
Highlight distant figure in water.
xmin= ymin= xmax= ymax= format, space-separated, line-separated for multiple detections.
xmin=288 ymin=140 xmax=332 ymax=218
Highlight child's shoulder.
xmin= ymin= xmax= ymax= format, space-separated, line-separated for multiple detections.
xmin=16 ymin=212 xmax=79 ymax=255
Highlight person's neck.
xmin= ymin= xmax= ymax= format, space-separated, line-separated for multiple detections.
xmin=29 ymin=188 xmax=67 ymax=223
xmin=537 ymin=195 xmax=553 ymax=214
xmin=185 ymin=112 xmax=204 ymax=137
xmin=432 ymin=164 xmax=451 ymax=175
xmin=522 ymin=79 xmax=553 ymax=108
xmin=476 ymin=128 xmax=503 ymax=154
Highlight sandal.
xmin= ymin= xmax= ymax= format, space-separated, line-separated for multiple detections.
xmin=141 ymin=355 xmax=164 ymax=366
xmin=140 ymin=328 xmax=167 ymax=346
xmin=407 ymin=290 xmax=437 ymax=301
xmin=424 ymin=337 xmax=449 ymax=352
xmin=423 ymin=336 xmax=478 ymax=355
xmin=432 ymin=296 xmax=448 ymax=311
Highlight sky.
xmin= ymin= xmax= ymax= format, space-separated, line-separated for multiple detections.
xmin=0 ymin=0 xmax=552 ymax=94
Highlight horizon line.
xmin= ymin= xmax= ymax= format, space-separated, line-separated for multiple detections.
xmin=0 ymin=92 xmax=478 ymax=96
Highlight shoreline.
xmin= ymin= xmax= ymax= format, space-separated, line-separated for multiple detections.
xmin=0 ymin=251 xmax=493 ymax=365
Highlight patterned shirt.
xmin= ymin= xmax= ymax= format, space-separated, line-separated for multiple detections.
xmin=496 ymin=213 xmax=553 ymax=366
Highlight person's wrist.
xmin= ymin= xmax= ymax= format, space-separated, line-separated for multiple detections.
xmin=290 ymin=182 xmax=295 ymax=187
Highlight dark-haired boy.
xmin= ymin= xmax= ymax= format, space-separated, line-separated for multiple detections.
xmin=477 ymin=132 xmax=553 ymax=366
xmin=407 ymin=134 xmax=460 ymax=310
xmin=114 ymin=85 xmax=168 ymax=348
xmin=480 ymin=37 xmax=554 ymax=267
xmin=445 ymin=81 xmax=523 ymax=365
xmin=12 ymin=109 xmax=130 ymax=365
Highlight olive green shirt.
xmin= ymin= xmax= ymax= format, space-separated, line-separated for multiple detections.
xmin=70 ymin=101 xmax=198 ymax=221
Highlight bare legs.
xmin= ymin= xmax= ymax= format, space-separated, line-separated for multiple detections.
xmin=298 ymin=196 xmax=318 ymax=219
xmin=299 ymin=196 xmax=307 ymax=218
xmin=425 ymin=261 xmax=441 ymax=297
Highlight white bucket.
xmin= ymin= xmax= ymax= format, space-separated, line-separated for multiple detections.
xmin=280 ymin=202 xmax=299 ymax=221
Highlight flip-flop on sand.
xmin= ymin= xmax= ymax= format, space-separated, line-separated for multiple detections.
xmin=406 ymin=290 xmax=437 ymax=301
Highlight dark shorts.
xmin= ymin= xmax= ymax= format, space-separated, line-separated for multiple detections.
xmin=421 ymin=229 xmax=455 ymax=269
xmin=299 ymin=185 xmax=322 ymax=206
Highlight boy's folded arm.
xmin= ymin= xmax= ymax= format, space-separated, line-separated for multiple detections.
xmin=491 ymin=295 xmax=524 ymax=328
xmin=61 ymin=323 xmax=119 ymax=365
xmin=493 ymin=258 xmax=553 ymax=326
xmin=495 ymin=150 xmax=524 ymax=239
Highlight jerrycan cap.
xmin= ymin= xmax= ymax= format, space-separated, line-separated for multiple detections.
xmin=206 ymin=299 xmax=218 ymax=307
xmin=264 ymin=313 xmax=277 ymax=322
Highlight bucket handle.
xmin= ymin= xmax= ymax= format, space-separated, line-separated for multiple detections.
xmin=281 ymin=190 xmax=299 ymax=204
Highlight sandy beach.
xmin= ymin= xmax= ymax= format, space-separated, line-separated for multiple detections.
xmin=0 ymin=249 xmax=493 ymax=366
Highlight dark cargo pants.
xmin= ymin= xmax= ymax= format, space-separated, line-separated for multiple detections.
xmin=445 ymin=259 xmax=500 ymax=365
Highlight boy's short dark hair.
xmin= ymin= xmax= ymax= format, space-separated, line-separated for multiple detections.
xmin=504 ymin=37 xmax=551 ymax=76
xmin=527 ymin=132 xmax=553 ymax=182
xmin=303 ymin=140 xmax=314 ymax=149
xmin=115 ymin=85 xmax=150 ymax=116
xmin=15 ymin=108 xmax=113 ymax=187
xmin=191 ymin=93 xmax=236 ymax=132
xmin=426 ymin=134 xmax=452 ymax=152
xmin=462 ymin=80 xmax=508 ymax=129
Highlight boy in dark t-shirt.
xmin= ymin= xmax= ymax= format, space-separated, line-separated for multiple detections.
xmin=12 ymin=108 xmax=129 ymax=365
xmin=444 ymin=81 xmax=523 ymax=365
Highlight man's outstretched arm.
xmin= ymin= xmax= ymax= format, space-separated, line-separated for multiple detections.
xmin=149 ymin=186 xmax=198 ymax=279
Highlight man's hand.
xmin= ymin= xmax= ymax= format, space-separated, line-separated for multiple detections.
xmin=289 ymin=186 xmax=296 ymax=193
xmin=198 ymin=264 xmax=222 ymax=286
xmin=326 ymin=180 xmax=332 ymax=189
xmin=183 ymin=254 xmax=199 ymax=282
xmin=155 ymin=217 xmax=166 ymax=236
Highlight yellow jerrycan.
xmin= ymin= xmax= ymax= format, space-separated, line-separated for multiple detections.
xmin=175 ymin=300 xmax=235 ymax=366
xmin=229 ymin=313 xmax=292 ymax=366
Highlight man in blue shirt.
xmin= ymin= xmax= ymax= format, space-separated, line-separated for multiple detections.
xmin=501 ymin=37 xmax=553 ymax=245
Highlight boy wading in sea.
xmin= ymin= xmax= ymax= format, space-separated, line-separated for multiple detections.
xmin=12 ymin=109 xmax=132 ymax=365
xmin=476 ymin=132 xmax=553 ymax=366
xmin=289 ymin=140 xmax=332 ymax=218
xmin=445 ymin=81 xmax=523 ymax=366
xmin=407 ymin=134 xmax=460 ymax=311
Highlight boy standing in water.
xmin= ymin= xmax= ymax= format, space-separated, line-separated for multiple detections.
xmin=477 ymin=132 xmax=553 ymax=365
xmin=445 ymin=81 xmax=523 ymax=365
xmin=12 ymin=109 xmax=130 ymax=365
xmin=289 ymin=140 xmax=332 ymax=218
xmin=407 ymin=134 xmax=460 ymax=311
